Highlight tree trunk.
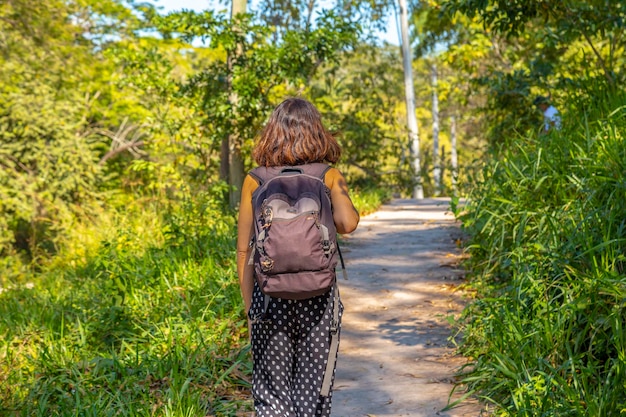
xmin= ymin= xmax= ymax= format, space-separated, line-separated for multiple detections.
xmin=431 ymin=63 xmax=440 ymax=196
xmin=398 ymin=0 xmax=423 ymax=199
xmin=450 ymin=115 xmax=458 ymax=195
xmin=226 ymin=0 xmax=247 ymax=208
xmin=220 ymin=134 xmax=229 ymax=183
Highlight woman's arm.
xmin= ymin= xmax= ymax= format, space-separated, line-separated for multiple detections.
xmin=325 ymin=168 xmax=360 ymax=234
xmin=236 ymin=175 xmax=258 ymax=313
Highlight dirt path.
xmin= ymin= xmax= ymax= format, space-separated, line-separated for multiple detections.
xmin=331 ymin=198 xmax=482 ymax=417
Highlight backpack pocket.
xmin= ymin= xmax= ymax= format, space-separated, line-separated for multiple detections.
xmin=254 ymin=193 xmax=336 ymax=273
xmin=260 ymin=212 xmax=333 ymax=274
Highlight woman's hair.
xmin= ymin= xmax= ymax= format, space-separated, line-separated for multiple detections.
xmin=253 ymin=98 xmax=341 ymax=167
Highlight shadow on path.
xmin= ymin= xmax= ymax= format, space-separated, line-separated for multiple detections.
xmin=331 ymin=198 xmax=482 ymax=417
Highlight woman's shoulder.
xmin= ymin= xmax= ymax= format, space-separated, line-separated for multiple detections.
xmin=242 ymin=174 xmax=260 ymax=194
xmin=324 ymin=166 xmax=342 ymax=177
xmin=323 ymin=166 xmax=345 ymax=188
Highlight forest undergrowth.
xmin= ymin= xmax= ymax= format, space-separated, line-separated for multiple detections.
xmin=454 ymin=90 xmax=626 ymax=416
xmin=0 ymin=185 xmax=389 ymax=416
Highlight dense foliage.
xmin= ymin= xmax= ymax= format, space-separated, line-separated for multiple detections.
xmin=413 ymin=0 xmax=626 ymax=148
xmin=0 ymin=194 xmax=250 ymax=414
xmin=455 ymin=90 xmax=626 ymax=416
xmin=437 ymin=0 xmax=626 ymax=415
xmin=0 ymin=0 xmax=436 ymax=268
xmin=6 ymin=0 xmax=623 ymax=414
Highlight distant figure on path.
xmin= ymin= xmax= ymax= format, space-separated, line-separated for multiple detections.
xmin=533 ymin=95 xmax=562 ymax=133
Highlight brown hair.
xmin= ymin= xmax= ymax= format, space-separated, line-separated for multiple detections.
xmin=253 ymin=98 xmax=341 ymax=167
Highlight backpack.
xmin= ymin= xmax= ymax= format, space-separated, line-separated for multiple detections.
xmin=248 ymin=163 xmax=339 ymax=300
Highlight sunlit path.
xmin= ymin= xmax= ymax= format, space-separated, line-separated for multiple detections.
xmin=332 ymin=198 xmax=483 ymax=417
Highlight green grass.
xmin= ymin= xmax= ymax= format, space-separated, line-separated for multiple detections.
xmin=453 ymin=92 xmax=626 ymax=415
xmin=0 ymin=192 xmax=252 ymax=416
xmin=351 ymin=185 xmax=392 ymax=216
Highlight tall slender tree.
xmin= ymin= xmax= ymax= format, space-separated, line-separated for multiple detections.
xmin=431 ymin=63 xmax=440 ymax=195
xmin=225 ymin=0 xmax=248 ymax=208
xmin=398 ymin=0 xmax=423 ymax=199
xmin=450 ymin=114 xmax=458 ymax=194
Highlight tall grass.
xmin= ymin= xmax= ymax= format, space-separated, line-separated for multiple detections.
xmin=454 ymin=91 xmax=626 ymax=415
xmin=0 ymin=191 xmax=252 ymax=416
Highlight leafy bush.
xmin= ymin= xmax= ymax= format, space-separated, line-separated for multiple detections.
xmin=0 ymin=191 xmax=252 ymax=416
xmin=351 ymin=185 xmax=392 ymax=216
xmin=455 ymin=91 xmax=626 ymax=415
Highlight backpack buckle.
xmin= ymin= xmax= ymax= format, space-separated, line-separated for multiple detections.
xmin=260 ymin=256 xmax=274 ymax=272
xmin=250 ymin=294 xmax=272 ymax=324
xmin=250 ymin=313 xmax=272 ymax=324
xmin=322 ymin=240 xmax=335 ymax=256
xmin=319 ymin=224 xmax=333 ymax=256
xmin=262 ymin=202 xmax=273 ymax=228
xmin=329 ymin=319 xmax=338 ymax=334
xmin=322 ymin=239 xmax=331 ymax=254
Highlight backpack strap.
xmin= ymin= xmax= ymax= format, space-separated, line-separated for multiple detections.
xmin=299 ymin=162 xmax=332 ymax=181
xmin=248 ymin=166 xmax=270 ymax=185
xmin=250 ymin=163 xmax=332 ymax=184
xmin=320 ymin=281 xmax=340 ymax=397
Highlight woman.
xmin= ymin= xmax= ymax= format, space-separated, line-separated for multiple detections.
xmin=236 ymin=97 xmax=359 ymax=416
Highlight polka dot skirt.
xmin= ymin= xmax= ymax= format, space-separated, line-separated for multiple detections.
xmin=248 ymin=282 xmax=343 ymax=417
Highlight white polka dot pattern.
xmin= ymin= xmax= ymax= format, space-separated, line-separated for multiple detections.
xmin=249 ymin=283 xmax=343 ymax=416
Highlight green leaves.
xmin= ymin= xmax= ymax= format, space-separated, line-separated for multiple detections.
xmin=143 ymin=6 xmax=361 ymax=188
xmin=0 ymin=0 xmax=161 ymax=261
xmin=0 ymin=74 xmax=101 ymax=260
xmin=456 ymin=93 xmax=626 ymax=415
xmin=0 ymin=188 xmax=249 ymax=414
xmin=442 ymin=0 xmax=626 ymax=85
xmin=428 ymin=0 xmax=626 ymax=153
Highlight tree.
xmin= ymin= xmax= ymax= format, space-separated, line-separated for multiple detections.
xmin=449 ymin=114 xmax=458 ymax=194
xmin=310 ymin=44 xmax=411 ymax=190
xmin=226 ymin=0 xmax=248 ymax=208
xmin=431 ymin=63 xmax=440 ymax=195
xmin=409 ymin=1 xmax=551 ymax=149
xmin=148 ymin=7 xmax=360 ymax=204
xmin=399 ymin=0 xmax=423 ymax=199
xmin=441 ymin=0 xmax=626 ymax=86
xmin=438 ymin=0 xmax=626 ymax=143
xmin=0 ymin=0 xmax=143 ymax=260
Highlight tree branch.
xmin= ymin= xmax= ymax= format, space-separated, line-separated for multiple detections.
xmin=98 ymin=141 xmax=145 ymax=166
xmin=580 ymin=30 xmax=614 ymax=85
xmin=97 ymin=118 xmax=148 ymax=165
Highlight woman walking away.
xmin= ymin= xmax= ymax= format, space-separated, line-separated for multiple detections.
xmin=236 ymin=97 xmax=360 ymax=417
